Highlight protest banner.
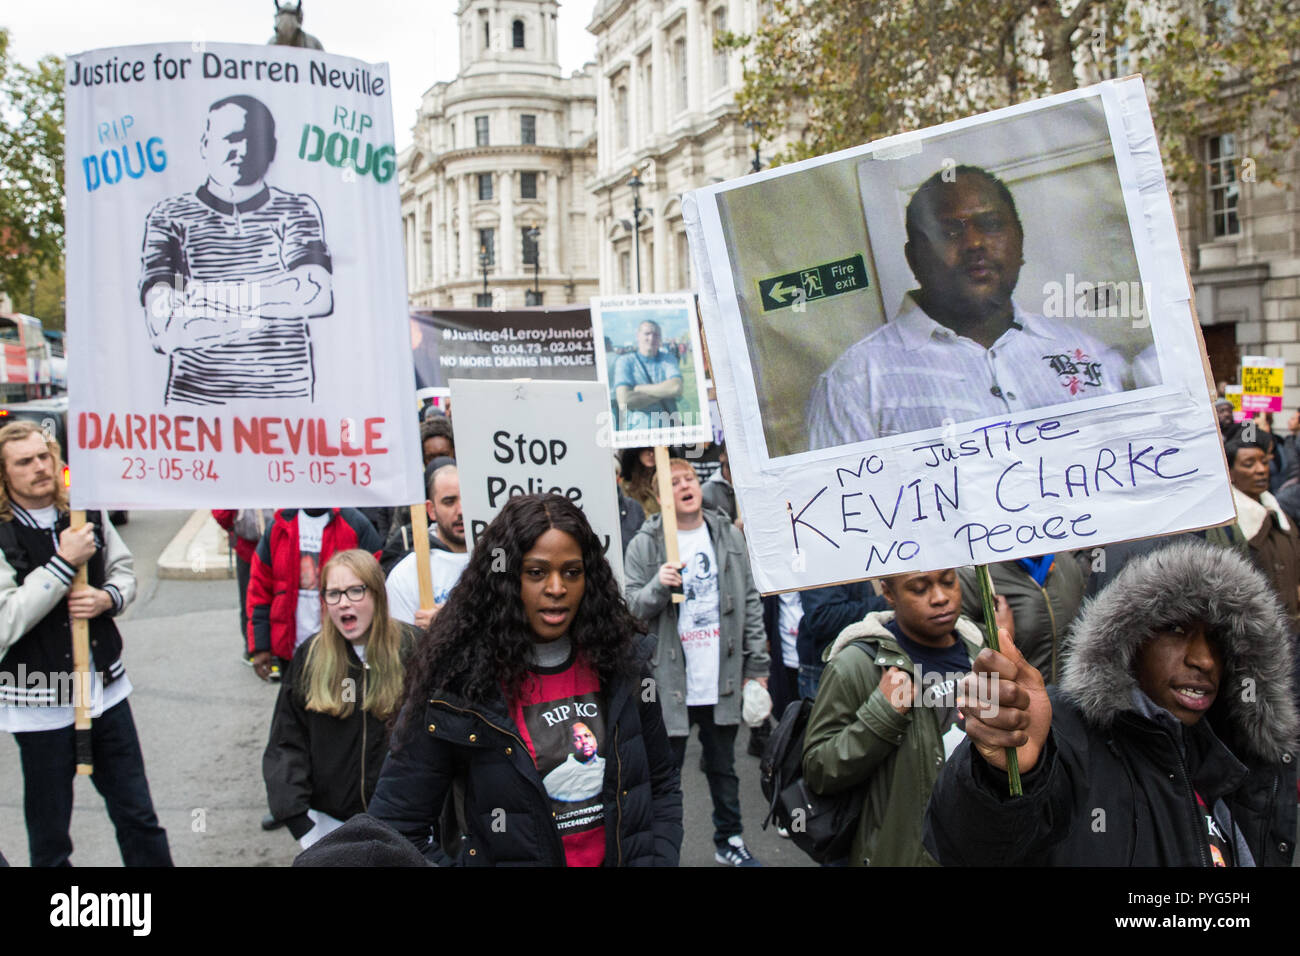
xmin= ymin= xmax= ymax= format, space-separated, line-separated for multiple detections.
xmin=410 ymin=307 xmax=597 ymax=389
xmin=684 ymin=78 xmax=1233 ymax=593
xmin=64 ymin=42 xmax=421 ymax=509
xmin=448 ymin=379 xmax=625 ymax=585
xmin=591 ymin=293 xmax=712 ymax=450
xmin=1226 ymin=385 xmax=1245 ymax=423
xmin=1241 ymin=355 xmax=1284 ymax=415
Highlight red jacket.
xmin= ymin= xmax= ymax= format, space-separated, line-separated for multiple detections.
xmin=246 ymin=508 xmax=382 ymax=660
xmin=212 ymin=510 xmax=256 ymax=563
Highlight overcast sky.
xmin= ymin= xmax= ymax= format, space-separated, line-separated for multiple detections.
xmin=4 ymin=0 xmax=599 ymax=150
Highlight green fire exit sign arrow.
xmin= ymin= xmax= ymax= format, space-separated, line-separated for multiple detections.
xmin=758 ymin=254 xmax=868 ymax=312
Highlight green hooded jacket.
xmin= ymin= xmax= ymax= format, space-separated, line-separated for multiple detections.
xmin=802 ymin=610 xmax=984 ymax=866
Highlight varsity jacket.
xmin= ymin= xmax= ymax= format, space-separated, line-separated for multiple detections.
xmin=246 ymin=508 xmax=382 ymax=661
xmin=0 ymin=506 xmax=134 ymax=708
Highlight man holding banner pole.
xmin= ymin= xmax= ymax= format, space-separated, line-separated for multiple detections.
xmin=625 ymin=457 xmax=769 ymax=866
xmin=0 ymin=421 xmax=171 ymax=867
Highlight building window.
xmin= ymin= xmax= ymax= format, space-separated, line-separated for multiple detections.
xmin=639 ymin=58 xmax=653 ymax=137
xmin=712 ymin=7 xmax=728 ymax=90
xmin=613 ymin=76 xmax=629 ymax=151
xmin=619 ymin=250 xmax=632 ymax=292
xmin=512 ymin=19 xmax=525 ymax=49
xmin=671 ymin=38 xmax=688 ymax=113
xmin=520 ymin=172 xmax=538 ymax=200
xmin=476 ymin=292 xmax=493 ymax=307
xmin=1207 ymin=133 xmax=1241 ymax=238
xmin=521 ymin=114 xmax=536 ymax=145
xmin=475 ymin=115 xmax=490 ymax=147
xmin=483 ymin=18 xmax=491 ymax=49
xmin=479 ymin=228 xmax=496 ymax=265
xmin=449 ymin=121 xmax=456 ymax=147
xmin=477 ymin=173 xmax=493 ymax=201
xmin=526 ymin=290 xmax=544 ymax=306
xmin=521 ymin=227 xmax=539 ymax=266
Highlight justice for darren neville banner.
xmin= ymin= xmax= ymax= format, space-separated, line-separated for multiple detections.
xmin=683 ymin=78 xmax=1234 ymax=593
xmin=65 ymin=42 xmax=421 ymax=509
xmin=410 ymin=307 xmax=598 ymax=389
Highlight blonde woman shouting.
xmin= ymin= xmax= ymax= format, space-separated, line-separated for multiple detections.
xmin=263 ymin=549 xmax=414 ymax=848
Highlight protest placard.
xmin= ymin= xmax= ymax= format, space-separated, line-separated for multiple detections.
xmin=410 ymin=307 xmax=597 ymax=389
xmin=591 ymin=293 xmax=712 ymax=449
xmin=1241 ymin=355 xmax=1284 ymax=415
xmin=448 ymin=379 xmax=624 ymax=585
xmin=65 ymin=42 xmax=421 ymax=509
xmin=685 ymin=78 xmax=1233 ymax=593
xmin=1226 ymin=385 xmax=1246 ymax=423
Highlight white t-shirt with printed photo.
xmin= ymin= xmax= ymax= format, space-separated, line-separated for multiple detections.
xmin=677 ymin=523 xmax=720 ymax=707
xmin=295 ymin=511 xmax=330 ymax=651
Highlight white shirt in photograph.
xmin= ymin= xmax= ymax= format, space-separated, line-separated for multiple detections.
xmin=295 ymin=511 xmax=331 ymax=651
xmin=806 ymin=293 xmax=1131 ymax=448
xmin=386 ymin=547 xmax=470 ymax=626
xmin=677 ymin=523 xmax=720 ymax=707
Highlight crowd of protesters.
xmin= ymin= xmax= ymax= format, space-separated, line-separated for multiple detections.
xmin=0 ymin=390 xmax=1297 ymax=869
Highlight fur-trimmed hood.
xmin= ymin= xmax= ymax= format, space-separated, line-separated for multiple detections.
xmin=1061 ymin=541 xmax=1298 ymax=763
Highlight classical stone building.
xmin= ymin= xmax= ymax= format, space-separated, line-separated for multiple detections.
xmin=586 ymin=0 xmax=799 ymax=294
xmin=1175 ymin=132 xmax=1300 ymax=408
xmin=398 ymin=0 xmax=600 ymax=309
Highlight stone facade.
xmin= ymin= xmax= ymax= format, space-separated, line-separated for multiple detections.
xmin=586 ymin=0 xmax=800 ymax=294
xmin=398 ymin=0 xmax=600 ymax=309
xmin=1176 ymin=126 xmax=1300 ymax=409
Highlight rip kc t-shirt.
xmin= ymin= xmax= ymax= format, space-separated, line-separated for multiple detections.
xmin=511 ymin=651 xmax=608 ymax=867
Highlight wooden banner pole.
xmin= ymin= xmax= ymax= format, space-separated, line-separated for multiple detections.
xmin=69 ymin=509 xmax=93 ymax=776
xmin=653 ymin=446 xmax=684 ymax=604
xmin=410 ymin=503 xmax=435 ymax=613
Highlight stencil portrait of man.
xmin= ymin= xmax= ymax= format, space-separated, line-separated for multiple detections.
xmin=139 ymin=94 xmax=333 ymax=405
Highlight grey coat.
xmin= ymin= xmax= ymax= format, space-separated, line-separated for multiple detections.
xmin=624 ymin=510 xmax=770 ymax=737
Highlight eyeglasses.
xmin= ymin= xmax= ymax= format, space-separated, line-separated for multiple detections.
xmin=323 ymin=585 xmax=368 ymax=604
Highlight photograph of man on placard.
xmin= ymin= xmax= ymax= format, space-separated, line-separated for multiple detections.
xmin=806 ymin=163 xmax=1133 ymax=447
xmin=712 ymin=94 xmax=1159 ymax=462
xmin=594 ymin=298 xmax=708 ymax=446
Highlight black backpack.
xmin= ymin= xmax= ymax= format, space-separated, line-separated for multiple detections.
xmin=759 ymin=644 xmax=867 ymax=864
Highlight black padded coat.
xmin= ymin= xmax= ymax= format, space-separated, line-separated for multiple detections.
xmin=368 ymin=640 xmax=683 ymax=866
xmin=925 ymin=542 xmax=1298 ymax=867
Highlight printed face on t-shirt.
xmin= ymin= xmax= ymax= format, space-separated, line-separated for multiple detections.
xmin=571 ymin=721 xmax=598 ymax=762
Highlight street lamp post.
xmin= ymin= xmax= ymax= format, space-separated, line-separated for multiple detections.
xmin=525 ymin=225 xmax=541 ymax=302
xmin=628 ymin=173 xmax=644 ymax=293
xmin=478 ymin=244 xmax=491 ymax=306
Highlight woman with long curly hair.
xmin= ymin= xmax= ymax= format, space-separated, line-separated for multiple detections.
xmin=263 ymin=549 xmax=413 ymax=849
xmin=369 ymin=493 xmax=683 ymax=866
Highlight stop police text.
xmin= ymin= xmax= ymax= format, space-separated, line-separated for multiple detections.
xmin=488 ymin=429 xmax=582 ymax=507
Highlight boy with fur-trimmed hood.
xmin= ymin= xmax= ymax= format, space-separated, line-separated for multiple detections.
xmin=924 ymin=541 xmax=1298 ymax=866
